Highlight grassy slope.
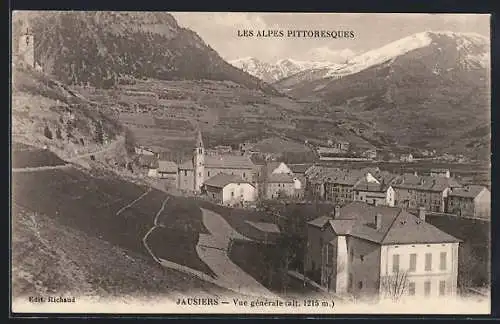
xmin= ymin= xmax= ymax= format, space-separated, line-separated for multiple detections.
xmin=11 ymin=164 xmax=219 ymax=300
xmin=12 ymin=204 xmax=225 ymax=300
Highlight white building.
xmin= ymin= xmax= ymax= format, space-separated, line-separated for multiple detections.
xmin=203 ymin=173 xmax=256 ymax=206
xmin=306 ymin=203 xmax=461 ymax=300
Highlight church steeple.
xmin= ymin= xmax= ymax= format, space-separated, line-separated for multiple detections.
xmin=193 ymin=128 xmax=205 ymax=193
xmin=196 ymin=128 xmax=204 ymax=149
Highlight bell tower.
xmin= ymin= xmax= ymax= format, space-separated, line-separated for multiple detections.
xmin=193 ymin=128 xmax=205 ymax=193
xmin=18 ymin=22 xmax=35 ymax=68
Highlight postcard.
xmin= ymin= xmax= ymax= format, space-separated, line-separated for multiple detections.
xmin=11 ymin=11 xmax=491 ymax=315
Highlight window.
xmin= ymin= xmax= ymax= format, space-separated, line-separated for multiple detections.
xmin=358 ymin=281 xmax=363 ymax=290
xmin=360 ymin=255 xmax=364 ymax=262
xmin=184 ymin=170 xmax=187 ymax=176
xmin=198 ymin=172 xmax=201 ymax=177
xmin=407 ymin=282 xmax=416 ymax=296
xmin=425 ymin=253 xmax=432 ymax=271
xmin=231 ymin=191 xmax=234 ymax=197
xmin=392 ymin=254 xmax=400 ymax=273
xmin=208 ymin=171 xmax=210 ymax=177
xmin=424 ymin=281 xmax=431 ymax=297
xmin=243 ymin=172 xmax=246 ymax=178
xmin=439 ymin=280 xmax=446 ymax=296
xmin=409 ymin=253 xmax=417 ymax=272
xmin=440 ymin=252 xmax=447 ymax=270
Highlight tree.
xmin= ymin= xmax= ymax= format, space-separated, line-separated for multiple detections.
xmin=380 ymin=270 xmax=409 ymax=302
xmin=94 ymin=121 xmax=104 ymax=144
xmin=43 ymin=125 xmax=53 ymax=139
xmin=124 ymin=127 xmax=136 ymax=154
xmin=55 ymin=127 xmax=62 ymax=140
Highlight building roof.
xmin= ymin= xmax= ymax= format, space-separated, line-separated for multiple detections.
xmin=289 ymin=163 xmax=313 ymax=174
xmin=449 ymin=185 xmax=488 ymax=199
xmin=353 ymin=180 xmax=388 ymax=193
xmin=205 ymin=155 xmax=255 ymax=169
xmin=268 ymin=173 xmax=295 ymax=183
xmin=138 ymin=154 xmax=158 ymax=168
xmin=308 ymin=202 xmax=460 ymax=245
xmin=391 ymin=174 xmax=461 ymax=192
xmin=158 ymin=160 xmax=177 ymax=173
xmin=203 ymin=173 xmax=251 ymax=188
xmin=178 ymin=159 xmax=194 ymax=170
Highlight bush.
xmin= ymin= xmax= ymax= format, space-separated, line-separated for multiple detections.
xmin=43 ymin=126 xmax=53 ymax=139
xmin=55 ymin=127 xmax=62 ymax=140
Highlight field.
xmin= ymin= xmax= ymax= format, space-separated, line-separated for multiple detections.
xmin=70 ymin=79 xmax=381 ymax=158
xmin=12 ymin=204 xmax=225 ymax=299
xmin=11 ymin=164 xmax=217 ymax=290
xmin=197 ymin=201 xmax=272 ymax=242
xmin=198 ymin=200 xmax=333 ymax=297
xmin=12 ymin=142 xmax=66 ymax=168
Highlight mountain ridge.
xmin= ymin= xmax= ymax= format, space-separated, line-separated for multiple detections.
xmin=273 ymin=30 xmax=490 ymax=161
xmin=12 ymin=11 xmax=280 ymax=95
xmin=229 ymin=57 xmax=338 ymax=83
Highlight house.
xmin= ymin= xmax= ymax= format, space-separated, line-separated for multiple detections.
xmin=138 ymin=154 xmax=158 ymax=169
xmin=391 ymin=174 xmax=462 ymax=212
xmin=157 ymin=160 xmax=178 ymax=181
xmin=203 ymin=173 xmax=256 ymax=206
xmin=177 ymin=130 xmax=257 ymax=192
xmin=430 ymin=168 xmax=451 ymax=178
xmin=305 ymin=166 xmax=381 ymax=205
xmin=265 ymin=173 xmax=296 ymax=199
xmin=361 ymin=149 xmax=377 ymax=160
xmin=135 ymin=146 xmax=156 ymax=156
xmin=353 ymin=181 xmax=395 ymax=207
xmin=400 ymin=153 xmax=414 ymax=163
xmin=447 ymin=185 xmax=490 ymax=219
xmin=305 ymin=202 xmax=461 ymax=300
xmin=327 ymin=139 xmax=350 ymax=152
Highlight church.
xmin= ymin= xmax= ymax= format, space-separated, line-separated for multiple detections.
xmin=177 ymin=130 xmax=258 ymax=193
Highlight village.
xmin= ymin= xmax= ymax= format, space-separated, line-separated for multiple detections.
xmin=129 ymin=129 xmax=491 ymax=301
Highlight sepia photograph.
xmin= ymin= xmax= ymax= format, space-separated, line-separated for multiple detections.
xmin=10 ymin=11 xmax=491 ymax=315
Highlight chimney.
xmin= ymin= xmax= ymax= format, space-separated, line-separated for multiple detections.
xmin=418 ymin=207 xmax=426 ymax=222
xmin=332 ymin=205 xmax=340 ymax=219
xmin=375 ymin=213 xmax=382 ymax=230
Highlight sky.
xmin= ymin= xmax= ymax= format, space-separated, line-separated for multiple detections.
xmin=172 ymin=13 xmax=490 ymax=64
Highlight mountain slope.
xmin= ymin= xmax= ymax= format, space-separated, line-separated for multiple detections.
xmin=12 ymin=11 xmax=278 ymax=95
xmin=230 ymin=57 xmax=337 ymax=83
xmin=275 ymin=31 xmax=491 ymax=160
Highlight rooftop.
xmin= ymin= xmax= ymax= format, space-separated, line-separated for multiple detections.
xmin=158 ymin=160 xmax=177 ymax=173
xmin=391 ymin=174 xmax=461 ymax=192
xmin=203 ymin=173 xmax=251 ymax=189
xmin=205 ymin=155 xmax=255 ymax=169
xmin=289 ymin=163 xmax=313 ymax=174
xmin=449 ymin=185 xmax=488 ymax=198
xmin=307 ymin=201 xmax=460 ymax=245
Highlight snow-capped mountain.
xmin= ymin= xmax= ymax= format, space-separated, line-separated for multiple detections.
xmin=275 ymin=30 xmax=490 ymax=161
xmin=229 ymin=57 xmax=337 ymax=83
xmin=275 ymin=31 xmax=489 ymax=91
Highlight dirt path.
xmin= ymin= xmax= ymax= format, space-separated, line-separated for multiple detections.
xmin=11 ymin=164 xmax=72 ymax=173
xmin=197 ymin=208 xmax=277 ymax=298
